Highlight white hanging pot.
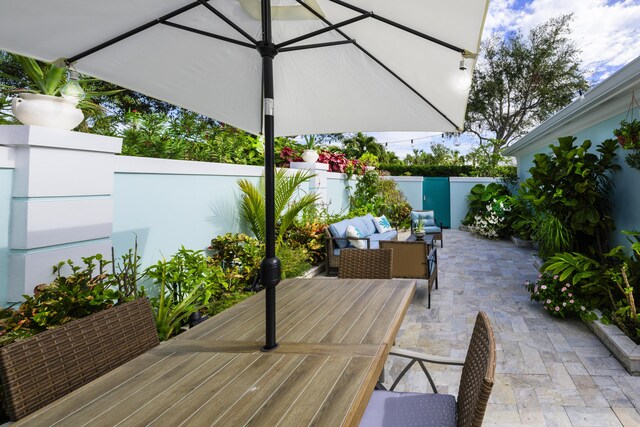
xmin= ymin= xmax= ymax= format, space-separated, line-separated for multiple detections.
xmin=301 ymin=149 xmax=319 ymax=163
xmin=11 ymin=93 xmax=84 ymax=130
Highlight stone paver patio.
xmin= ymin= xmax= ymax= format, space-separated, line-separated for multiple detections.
xmin=382 ymin=229 xmax=640 ymax=426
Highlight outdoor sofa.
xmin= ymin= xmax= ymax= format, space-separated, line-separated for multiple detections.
xmin=325 ymin=214 xmax=398 ymax=275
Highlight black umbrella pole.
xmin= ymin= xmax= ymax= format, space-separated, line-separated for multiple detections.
xmin=260 ymin=0 xmax=280 ymax=352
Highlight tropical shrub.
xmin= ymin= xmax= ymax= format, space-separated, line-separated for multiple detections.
xmin=520 ymin=136 xmax=619 ymax=258
xmin=507 ymin=195 xmax=536 ymax=240
xmin=0 ymin=256 xmax=122 ymax=347
xmin=238 ymin=169 xmax=320 ymax=245
xmin=283 ymin=220 xmax=327 ymax=265
xmin=463 ymin=183 xmax=513 ymax=239
xmin=525 ymin=272 xmax=592 ymax=319
xmin=278 ymin=243 xmax=312 ymax=279
xmin=208 ymin=233 xmax=263 ymax=291
xmin=350 ymin=171 xmax=411 ymax=228
xmin=379 ymin=164 xmax=517 ymax=178
xmin=462 ymin=183 xmax=510 ymax=225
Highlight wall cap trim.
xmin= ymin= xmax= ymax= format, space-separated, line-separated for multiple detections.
xmin=0 ymin=126 xmax=122 ymax=153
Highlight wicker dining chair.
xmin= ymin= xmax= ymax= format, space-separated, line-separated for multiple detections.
xmin=338 ymin=249 xmax=393 ymax=279
xmin=379 ymin=241 xmax=438 ymax=308
xmin=360 ymin=312 xmax=496 ymax=427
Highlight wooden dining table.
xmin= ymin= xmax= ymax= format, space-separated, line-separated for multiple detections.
xmin=16 ymin=277 xmax=415 ymax=427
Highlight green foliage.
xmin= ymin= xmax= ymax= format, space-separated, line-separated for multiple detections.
xmin=208 ymin=292 xmax=252 ymax=317
xmin=534 ymin=214 xmax=575 ymax=259
xmin=524 ymin=273 xmax=593 ymax=320
xmin=463 ymin=183 xmax=511 ymax=225
xmin=403 ymin=143 xmax=465 ymax=167
xmin=238 ymin=169 xmax=320 ymax=245
xmin=148 ymin=259 xmax=207 ymax=341
xmin=119 ymin=111 xmax=264 ymax=164
xmin=379 ymin=164 xmax=517 ymax=178
xmin=350 ymin=171 xmax=411 ymax=228
xmin=613 ymin=119 xmax=640 ymax=169
xmin=110 ymin=239 xmax=142 ymax=303
xmin=507 ymin=196 xmax=536 ymax=240
xmin=0 ymin=256 xmax=122 ymax=347
xmin=359 ymin=152 xmax=379 ymax=167
xmin=145 ymin=247 xmax=227 ymax=304
xmin=342 ymin=132 xmax=384 ymax=159
xmin=283 ymin=220 xmax=327 ymax=265
xmin=521 ymin=136 xmax=619 ymax=258
xmin=278 ymin=243 xmax=312 ymax=279
xmin=208 ymin=233 xmax=263 ymax=290
xmin=466 ymin=15 xmax=589 ymax=151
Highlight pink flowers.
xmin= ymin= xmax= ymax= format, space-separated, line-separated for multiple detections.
xmin=555 ymin=307 xmax=560 ymax=311
xmin=570 ymin=299 xmax=574 ymax=304
xmin=540 ymin=285 xmax=547 ymax=290
xmin=561 ymin=287 xmax=567 ymax=292
xmin=553 ymin=275 xmax=559 ymax=280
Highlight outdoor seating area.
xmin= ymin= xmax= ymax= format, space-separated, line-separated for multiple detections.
xmin=385 ymin=229 xmax=640 ymax=426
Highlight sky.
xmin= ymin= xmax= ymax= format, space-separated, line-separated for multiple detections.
xmin=370 ymin=0 xmax=640 ymax=159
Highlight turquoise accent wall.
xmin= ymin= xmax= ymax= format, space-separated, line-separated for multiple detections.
xmin=513 ymin=111 xmax=640 ymax=249
xmin=112 ymin=173 xmax=259 ymax=269
xmin=0 ymin=169 xmax=12 ymax=306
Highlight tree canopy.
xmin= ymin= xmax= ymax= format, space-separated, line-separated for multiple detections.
xmin=465 ymin=15 xmax=589 ymax=154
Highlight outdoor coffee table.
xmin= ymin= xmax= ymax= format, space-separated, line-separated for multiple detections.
xmin=17 ymin=277 xmax=415 ymax=427
xmin=406 ymin=233 xmax=435 ymax=248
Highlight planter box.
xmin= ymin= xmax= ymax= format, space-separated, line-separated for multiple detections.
xmin=511 ymin=235 xmax=533 ymax=248
xmin=0 ymin=298 xmax=158 ymax=421
xmin=585 ymin=309 xmax=640 ymax=376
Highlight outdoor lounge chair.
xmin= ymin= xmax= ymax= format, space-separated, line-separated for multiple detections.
xmin=360 ymin=311 xmax=496 ymax=427
xmin=410 ymin=210 xmax=444 ymax=247
xmin=380 ymin=241 xmax=438 ymax=308
xmin=338 ymin=248 xmax=393 ymax=279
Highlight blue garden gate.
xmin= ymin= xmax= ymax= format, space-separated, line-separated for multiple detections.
xmin=422 ymin=177 xmax=451 ymax=228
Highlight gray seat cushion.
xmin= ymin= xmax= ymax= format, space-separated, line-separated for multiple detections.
xmin=360 ymin=391 xmax=456 ymax=427
xmin=369 ymin=230 xmax=398 ymax=242
xmin=423 ymin=225 xmax=442 ymax=234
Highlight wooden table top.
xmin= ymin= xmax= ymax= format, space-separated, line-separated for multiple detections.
xmin=17 ymin=277 xmax=415 ymax=427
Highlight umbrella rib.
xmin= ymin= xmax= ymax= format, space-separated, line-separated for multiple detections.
xmin=279 ymin=39 xmax=355 ymax=53
xmin=295 ymin=0 xmax=460 ymax=129
xmin=66 ymin=0 xmax=205 ymax=64
xmin=162 ymin=21 xmax=256 ymax=49
xmin=276 ymin=13 xmax=371 ymax=50
xmin=327 ymin=0 xmax=467 ymax=55
xmin=197 ymin=0 xmax=258 ymax=45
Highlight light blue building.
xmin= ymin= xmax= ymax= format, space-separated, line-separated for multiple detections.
xmin=503 ymin=56 xmax=640 ymax=248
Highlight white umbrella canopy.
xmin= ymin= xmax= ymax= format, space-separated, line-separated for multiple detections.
xmin=0 ymin=0 xmax=489 ymax=350
xmin=0 ymin=0 xmax=488 ymax=136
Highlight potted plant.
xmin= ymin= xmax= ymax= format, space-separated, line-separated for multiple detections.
xmin=359 ymin=152 xmax=379 ymax=171
xmin=301 ymin=134 xmax=320 ymax=163
xmin=414 ymin=218 xmax=426 ymax=240
xmin=2 ymin=54 xmax=118 ymax=130
xmin=613 ymin=119 xmax=640 ymax=170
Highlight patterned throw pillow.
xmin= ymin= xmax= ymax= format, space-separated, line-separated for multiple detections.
xmin=346 ymin=225 xmax=366 ymax=249
xmin=373 ymin=215 xmax=393 ymax=233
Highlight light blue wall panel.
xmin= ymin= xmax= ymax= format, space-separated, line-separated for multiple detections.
xmin=326 ymin=175 xmax=350 ymax=216
xmin=514 ymin=111 xmax=639 ymax=249
xmin=0 ymin=169 xmax=12 ymax=306
xmin=449 ymin=178 xmax=499 ymax=229
xmin=393 ymin=179 xmax=422 ymax=210
xmin=112 ymin=173 xmax=259 ymax=269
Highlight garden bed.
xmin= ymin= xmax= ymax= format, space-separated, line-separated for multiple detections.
xmin=585 ymin=309 xmax=640 ymax=376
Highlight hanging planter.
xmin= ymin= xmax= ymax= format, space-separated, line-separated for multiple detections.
xmin=614 ymin=94 xmax=640 ymax=170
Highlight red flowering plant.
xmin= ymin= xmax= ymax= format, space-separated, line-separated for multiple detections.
xmin=613 ymin=119 xmax=640 ymax=149
xmin=278 ymin=146 xmax=302 ymax=167
xmin=525 ymin=272 xmax=592 ymax=319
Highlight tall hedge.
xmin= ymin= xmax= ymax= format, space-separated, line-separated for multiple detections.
xmin=379 ymin=164 xmax=516 ymax=178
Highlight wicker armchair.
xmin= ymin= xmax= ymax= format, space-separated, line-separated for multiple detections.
xmin=410 ymin=210 xmax=444 ymax=248
xmin=360 ymin=312 xmax=496 ymax=427
xmin=380 ymin=241 xmax=438 ymax=308
xmin=338 ymin=249 xmax=393 ymax=279
xmin=0 ymin=298 xmax=159 ymax=421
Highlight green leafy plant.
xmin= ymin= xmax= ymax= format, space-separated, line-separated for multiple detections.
xmin=359 ymin=152 xmax=379 ymax=167
xmin=110 ymin=238 xmax=143 ymax=303
xmin=278 ymin=243 xmax=312 ymax=279
xmin=525 ymin=272 xmax=593 ymax=319
xmin=208 ymin=233 xmax=263 ymax=290
xmin=613 ymin=119 xmax=640 ymax=169
xmin=507 ymin=196 xmax=536 ymax=240
xmin=350 ymin=170 xmax=411 ymax=228
xmin=237 ymin=169 xmax=320 ymax=245
xmin=149 ymin=258 xmax=206 ymax=341
xmin=534 ymin=213 xmax=575 ymax=259
xmin=463 ymin=183 xmax=511 ymax=226
xmin=521 ymin=136 xmax=619 ymax=258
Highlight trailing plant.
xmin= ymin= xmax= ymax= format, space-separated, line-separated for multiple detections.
xmin=613 ymin=119 xmax=640 ymax=169
xmin=208 ymin=233 xmax=263 ymax=291
xmin=237 ymin=169 xmax=320 ymax=245
xmin=520 ymin=136 xmax=619 ymax=259
xmin=525 ymin=272 xmax=594 ymax=320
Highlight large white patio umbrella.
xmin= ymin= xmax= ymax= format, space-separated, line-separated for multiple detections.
xmin=0 ymin=0 xmax=489 ymax=350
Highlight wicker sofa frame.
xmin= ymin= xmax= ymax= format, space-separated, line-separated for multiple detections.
xmin=338 ymin=248 xmax=393 ymax=279
xmin=325 ymin=229 xmax=398 ymax=275
xmin=380 ymin=240 xmax=438 ymax=308
xmin=0 ymin=298 xmax=159 ymax=421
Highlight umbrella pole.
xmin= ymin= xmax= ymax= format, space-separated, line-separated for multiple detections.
xmin=259 ymin=0 xmax=280 ymax=352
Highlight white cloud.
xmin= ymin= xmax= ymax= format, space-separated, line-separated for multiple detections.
xmin=484 ymin=0 xmax=640 ymax=82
